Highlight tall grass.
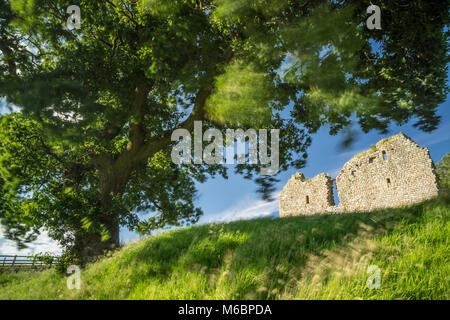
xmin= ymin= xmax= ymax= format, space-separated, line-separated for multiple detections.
xmin=0 ymin=195 xmax=448 ymax=300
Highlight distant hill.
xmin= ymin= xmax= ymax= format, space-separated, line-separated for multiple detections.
xmin=0 ymin=194 xmax=448 ymax=300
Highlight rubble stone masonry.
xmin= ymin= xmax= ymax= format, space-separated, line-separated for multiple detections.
xmin=279 ymin=133 xmax=440 ymax=217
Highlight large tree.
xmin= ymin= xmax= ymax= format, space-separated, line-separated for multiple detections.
xmin=0 ymin=0 xmax=448 ymax=257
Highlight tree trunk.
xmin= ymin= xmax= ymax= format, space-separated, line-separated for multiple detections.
xmin=73 ymin=165 xmax=128 ymax=260
xmin=74 ymin=214 xmax=120 ymax=261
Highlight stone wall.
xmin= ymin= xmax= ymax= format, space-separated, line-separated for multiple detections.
xmin=279 ymin=172 xmax=334 ymax=217
xmin=279 ymin=133 xmax=440 ymax=217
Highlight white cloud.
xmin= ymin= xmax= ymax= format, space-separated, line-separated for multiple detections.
xmin=0 ymin=98 xmax=21 ymax=114
xmin=0 ymin=226 xmax=63 ymax=256
xmin=205 ymin=192 xmax=280 ymax=224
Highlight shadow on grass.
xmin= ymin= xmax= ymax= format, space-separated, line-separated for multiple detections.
xmin=117 ymin=195 xmax=448 ymax=299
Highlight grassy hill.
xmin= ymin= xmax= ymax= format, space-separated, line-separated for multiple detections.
xmin=0 ymin=195 xmax=449 ymax=300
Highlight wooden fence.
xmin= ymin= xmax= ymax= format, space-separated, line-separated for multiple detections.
xmin=0 ymin=255 xmax=58 ymax=272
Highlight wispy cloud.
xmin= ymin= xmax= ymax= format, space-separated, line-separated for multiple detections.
xmin=412 ymin=122 xmax=450 ymax=148
xmin=205 ymin=192 xmax=280 ymax=224
xmin=0 ymin=226 xmax=63 ymax=256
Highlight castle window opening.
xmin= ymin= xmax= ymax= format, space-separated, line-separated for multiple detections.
xmin=305 ymin=195 xmax=310 ymax=204
xmin=382 ymin=151 xmax=387 ymax=161
xmin=369 ymin=157 xmax=375 ymax=163
xmin=387 ymin=178 xmax=391 ymax=186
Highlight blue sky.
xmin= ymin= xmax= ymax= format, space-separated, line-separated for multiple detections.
xmin=1 ymin=72 xmax=449 ymax=255
xmin=191 ymin=89 xmax=450 ymax=221
xmin=121 ymin=70 xmax=450 ymax=243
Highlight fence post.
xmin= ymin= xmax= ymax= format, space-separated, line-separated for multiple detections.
xmin=0 ymin=254 xmax=58 ymax=271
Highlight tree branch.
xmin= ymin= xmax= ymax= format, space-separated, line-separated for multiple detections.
xmin=105 ymin=0 xmax=141 ymax=27
xmin=0 ymin=41 xmax=17 ymax=75
xmin=139 ymin=86 xmax=212 ymax=162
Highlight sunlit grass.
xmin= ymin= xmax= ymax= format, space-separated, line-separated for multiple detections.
xmin=0 ymin=195 xmax=448 ymax=300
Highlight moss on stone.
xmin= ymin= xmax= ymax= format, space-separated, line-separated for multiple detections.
xmin=353 ymin=144 xmax=378 ymax=159
xmin=353 ymin=134 xmax=407 ymax=161
xmin=377 ymin=133 xmax=404 ymax=147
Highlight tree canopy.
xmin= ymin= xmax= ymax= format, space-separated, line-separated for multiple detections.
xmin=0 ymin=0 xmax=448 ymax=257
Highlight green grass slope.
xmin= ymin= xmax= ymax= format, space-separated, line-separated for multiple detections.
xmin=1 ymin=195 xmax=449 ymax=300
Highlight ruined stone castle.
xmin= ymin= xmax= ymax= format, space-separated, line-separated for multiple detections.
xmin=279 ymin=133 xmax=440 ymax=217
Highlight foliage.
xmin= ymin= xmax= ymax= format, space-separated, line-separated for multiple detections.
xmin=54 ymin=251 xmax=82 ymax=274
xmin=32 ymin=252 xmax=56 ymax=266
xmin=32 ymin=251 xmax=79 ymax=274
xmin=0 ymin=0 xmax=448 ymax=255
xmin=436 ymin=153 xmax=450 ymax=190
xmin=0 ymin=195 xmax=448 ymax=299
